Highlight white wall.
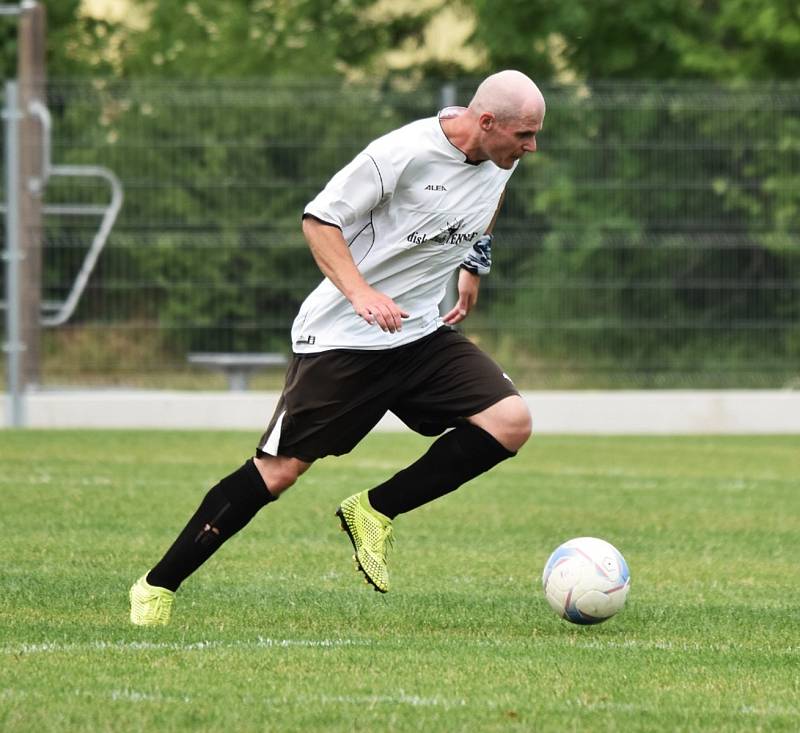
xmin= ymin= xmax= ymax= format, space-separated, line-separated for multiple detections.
xmin=3 ymin=390 xmax=800 ymax=433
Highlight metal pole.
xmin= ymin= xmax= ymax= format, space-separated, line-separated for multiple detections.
xmin=17 ymin=0 xmax=46 ymax=389
xmin=3 ymin=81 xmax=25 ymax=427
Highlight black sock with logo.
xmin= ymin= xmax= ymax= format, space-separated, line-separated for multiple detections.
xmin=367 ymin=423 xmax=515 ymax=519
xmin=146 ymin=459 xmax=275 ymax=592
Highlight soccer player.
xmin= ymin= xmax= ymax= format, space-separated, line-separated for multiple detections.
xmin=130 ymin=69 xmax=545 ymax=625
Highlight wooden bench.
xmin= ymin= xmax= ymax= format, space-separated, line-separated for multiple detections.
xmin=187 ymin=352 xmax=288 ymax=391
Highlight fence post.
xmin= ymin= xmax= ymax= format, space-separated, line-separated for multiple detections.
xmin=17 ymin=0 xmax=46 ymax=389
xmin=3 ymin=81 xmax=24 ymax=427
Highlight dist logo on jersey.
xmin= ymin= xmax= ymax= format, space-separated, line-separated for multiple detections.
xmin=406 ymin=218 xmax=479 ymax=247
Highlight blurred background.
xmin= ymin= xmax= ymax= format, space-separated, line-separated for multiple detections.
xmin=2 ymin=0 xmax=799 ymax=394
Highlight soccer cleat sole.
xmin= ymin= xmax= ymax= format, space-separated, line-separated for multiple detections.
xmin=335 ymin=507 xmax=387 ymax=594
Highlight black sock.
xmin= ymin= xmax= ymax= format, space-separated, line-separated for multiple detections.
xmin=367 ymin=423 xmax=515 ymax=519
xmin=147 ymin=459 xmax=275 ymax=592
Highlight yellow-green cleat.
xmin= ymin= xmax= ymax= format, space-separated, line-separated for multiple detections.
xmin=336 ymin=491 xmax=394 ymax=593
xmin=129 ymin=575 xmax=175 ymax=626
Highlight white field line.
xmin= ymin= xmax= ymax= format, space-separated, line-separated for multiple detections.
xmin=0 ymin=636 xmax=369 ymax=655
xmin=1 ymin=687 xmax=469 ymax=709
xmin=265 ymin=693 xmax=469 ymax=709
xmin=565 ymin=699 xmax=799 ymax=717
xmin=571 ymin=638 xmax=800 ymax=656
xmin=3 ymin=687 xmax=798 ymax=717
xmin=739 ymin=705 xmax=800 ymax=717
xmin=109 ymin=688 xmax=192 ymax=703
xmin=3 ymin=636 xmax=798 ymax=658
xmin=0 ymin=687 xmax=192 ymax=704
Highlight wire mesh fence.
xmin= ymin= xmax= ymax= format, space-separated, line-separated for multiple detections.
xmin=2 ymin=79 xmax=799 ymax=389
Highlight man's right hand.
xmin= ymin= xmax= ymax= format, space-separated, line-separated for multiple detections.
xmin=301 ymin=218 xmax=409 ymax=332
xmin=349 ymin=286 xmax=409 ymax=333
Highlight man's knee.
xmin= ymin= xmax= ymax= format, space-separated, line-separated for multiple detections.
xmin=468 ymin=395 xmax=532 ymax=453
xmin=502 ymin=398 xmax=532 ymax=451
xmin=253 ymin=454 xmax=310 ymax=496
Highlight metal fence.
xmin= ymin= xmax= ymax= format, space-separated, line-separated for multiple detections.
xmin=2 ymin=79 xmax=799 ymax=389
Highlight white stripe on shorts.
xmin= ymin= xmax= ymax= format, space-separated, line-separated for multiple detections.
xmin=261 ymin=409 xmax=286 ymax=455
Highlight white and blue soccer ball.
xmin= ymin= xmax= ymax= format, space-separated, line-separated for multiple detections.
xmin=542 ymin=537 xmax=630 ymax=625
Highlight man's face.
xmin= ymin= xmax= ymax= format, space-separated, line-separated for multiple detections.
xmin=481 ymin=112 xmax=543 ymax=169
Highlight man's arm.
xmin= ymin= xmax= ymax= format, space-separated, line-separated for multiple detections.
xmin=302 ymin=217 xmax=409 ymax=333
xmin=442 ymin=189 xmax=505 ymax=325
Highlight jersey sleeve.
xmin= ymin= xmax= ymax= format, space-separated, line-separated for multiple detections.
xmin=304 ymin=151 xmax=395 ymax=229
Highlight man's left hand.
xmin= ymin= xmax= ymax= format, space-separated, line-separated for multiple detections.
xmin=442 ymin=268 xmax=480 ymax=325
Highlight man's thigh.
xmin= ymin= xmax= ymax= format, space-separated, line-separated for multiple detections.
xmin=257 ymin=349 xmax=398 ymax=462
xmin=391 ymin=328 xmax=519 ymax=436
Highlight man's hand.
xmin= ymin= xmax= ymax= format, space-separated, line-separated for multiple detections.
xmin=302 ymin=218 xmax=409 ymax=333
xmin=442 ymin=268 xmax=480 ymax=325
xmin=350 ymin=285 xmax=410 ymax=333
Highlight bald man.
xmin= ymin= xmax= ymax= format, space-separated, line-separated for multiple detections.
xmin=130 ymin=70 xmax=546 ymax=625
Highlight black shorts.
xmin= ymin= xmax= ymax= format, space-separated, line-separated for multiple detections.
xmin=257 ymin=327 xmax=519 ymax=462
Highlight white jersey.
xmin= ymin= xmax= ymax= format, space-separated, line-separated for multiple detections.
xmin=293 ymin=109 xmax=516 ymax=353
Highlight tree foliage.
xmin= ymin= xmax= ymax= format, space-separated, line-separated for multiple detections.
xmin=464 ymin=1 xmax=800 ymax=383
xmin=85 ymin=0 xmax=438 ymax=80
xmin=468 ymin=0 xmax=800 ymax=81
xmin=8 ymin=0 xmax=800 ymax=384
xmin=0 ymin=0 xmax=118 ymax=80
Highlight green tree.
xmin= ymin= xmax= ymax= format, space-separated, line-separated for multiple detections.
xmin=462 ymin=1 xmax=800 ymax=385
xmin=16 ymin=0 xmax=800 ymax=385
xmin=35 ymin=1 xmax=442 ymax=365
xmin=0 ymin=0 xmax=116 ymax=80
xmin=468 ymin=0 xmax=800 ymax=81
xmin=106 ymin=0 xmax=437 ymax=79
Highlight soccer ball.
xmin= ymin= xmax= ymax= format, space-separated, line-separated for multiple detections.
xmin=541 ymin=537 xmax=630 ymax=625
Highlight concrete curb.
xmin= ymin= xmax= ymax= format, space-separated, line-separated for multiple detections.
xmin=3 ymin=390 xmax=800 ymax=433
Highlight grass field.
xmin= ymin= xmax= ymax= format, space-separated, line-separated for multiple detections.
xmin=2 ymin=430 xmax=799 ymax=732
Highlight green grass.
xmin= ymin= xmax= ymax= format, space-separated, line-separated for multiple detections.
xmin=2 ymin=430 xmax=799 ymax=732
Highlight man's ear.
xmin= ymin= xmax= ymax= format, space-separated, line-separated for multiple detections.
xmin=479 ymin=112 xmax=495 ymax=131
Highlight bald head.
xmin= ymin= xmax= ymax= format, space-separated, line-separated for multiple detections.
xmin=440 ymin=70 xmax=544 ymax=168
xmin=468 ymin=70 xmax=545 ymax=125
